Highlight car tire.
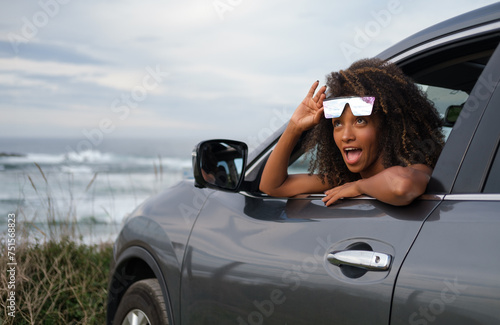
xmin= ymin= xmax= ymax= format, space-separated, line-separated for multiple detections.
xmin=115 ymin=278 xmax=170 ymax=325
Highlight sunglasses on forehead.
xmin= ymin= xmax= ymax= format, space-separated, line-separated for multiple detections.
xmin=323 ymin=96 xmax=376 ymax=119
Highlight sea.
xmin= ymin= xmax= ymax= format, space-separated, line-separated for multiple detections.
xmin=0 ymin=137 xmax=198 ymax=245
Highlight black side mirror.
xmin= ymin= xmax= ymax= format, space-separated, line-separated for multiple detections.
xmin=192 ymin=140 xmax=248 ymax=192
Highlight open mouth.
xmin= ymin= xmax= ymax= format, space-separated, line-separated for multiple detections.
xmin=344 ymin=147 xmax=362 ymax=164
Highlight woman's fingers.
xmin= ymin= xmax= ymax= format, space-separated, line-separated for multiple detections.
xmin=313 ymin=107 xmax=325 ymax=124
xmin=316 ymin=91 xmax=326 ymax=107
xmin=307 ymin=81 xmax=327 ymax=103
xmin=292 ymin=82 xmax=326 ymax=131
xmin=307 ymin=80 xmax=320 ymax=99
xmin=322 ymin=187 xmax=340 ymax=206
xmin=312 ymin=85 xmax=327 ymax=104
xmin=322 ymin=182 xmax=361 ymax=206
xmin=322 ymin=192 xmax=340 ymax=206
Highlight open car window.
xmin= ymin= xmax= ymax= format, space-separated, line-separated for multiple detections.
xmin=288 ymin=34 xmax=500 ymax=175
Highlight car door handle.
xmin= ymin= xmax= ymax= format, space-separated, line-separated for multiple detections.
xmin=327 ymin=250 xmax=392 ymax=271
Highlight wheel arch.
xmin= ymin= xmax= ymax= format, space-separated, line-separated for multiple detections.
xmin=107 ymin=246 xmax=174 ymax=325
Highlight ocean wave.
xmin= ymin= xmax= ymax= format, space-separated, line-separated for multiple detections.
xmin=0 ymin=152 xmax=65 ymax=165
xmin=0 ymin=149 xmax=192 ymax=170
xmin=60 ymin=165 xmax=94 ymax=174
xmin=65 ymin=150 xmax=114 ymax=163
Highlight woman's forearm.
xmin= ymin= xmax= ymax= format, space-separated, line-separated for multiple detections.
xmin=259 ymin=81 xmax=326 ymax=197
xmin=356 ymin=165 xmax=431 ymax=206
xmin=322 ymin=165 xmax=432 ymax=206
xmin=259 ymin=122 xmax=302 ymax=195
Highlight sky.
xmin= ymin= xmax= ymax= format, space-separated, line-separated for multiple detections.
xmin=1 ymin=0 xmax=499 ymax=147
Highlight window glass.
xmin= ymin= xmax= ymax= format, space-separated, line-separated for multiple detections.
xmin=288 ymin=151 xmax=310 ymax=174
xmin=417 ymin=84 xmax=469 ymax=141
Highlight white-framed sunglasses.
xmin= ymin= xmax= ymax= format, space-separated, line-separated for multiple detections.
xmin=323 ymin=96 xmax=376 ymax=118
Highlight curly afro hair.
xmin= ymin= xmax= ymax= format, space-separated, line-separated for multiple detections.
xmin=304 ymin=58 xmax=444 ymax=187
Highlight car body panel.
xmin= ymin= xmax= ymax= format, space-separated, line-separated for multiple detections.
xmin=180 ymin=192 xmax=441 ymax=324
xmin=108 ymin=181 xmax=213 ymax=324
xmin=389 ymin=39 xmax=500 ymax=324
xmin=391 ymin=199 xmax=500 ymax=325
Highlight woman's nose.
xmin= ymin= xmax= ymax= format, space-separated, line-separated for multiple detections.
xmin=342 ymin=125 xmax=355 ymax=142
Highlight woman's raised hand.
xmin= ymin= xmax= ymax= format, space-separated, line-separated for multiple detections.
xmin=290 ymin=81 xmax=327 ymax=132
xmin=259 ymin=80 xmax=329 ymax=197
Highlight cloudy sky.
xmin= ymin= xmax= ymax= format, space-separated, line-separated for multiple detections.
xmin=1 ymin=0 xmax=498 ymax=144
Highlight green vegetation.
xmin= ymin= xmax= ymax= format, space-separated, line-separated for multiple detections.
xmin=1 ymin=238 xmax=113 ymax=324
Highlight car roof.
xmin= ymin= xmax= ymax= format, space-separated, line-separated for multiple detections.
xmin=377 ymin=2 xmax=500 ymax=61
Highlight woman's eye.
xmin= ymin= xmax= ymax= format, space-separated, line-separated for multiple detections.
xmin=333 ymin=120 xmax=342 ymax=128
xmin=356 ymin=117 xmax=366 ymax=124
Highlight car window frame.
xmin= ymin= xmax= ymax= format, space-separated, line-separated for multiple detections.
xmin=390 ymin=33 xmax=500 ymax=195
xmin=452 ymin=69 xmax=500 ymax=193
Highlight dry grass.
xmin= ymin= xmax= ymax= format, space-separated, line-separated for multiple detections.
xmin=0 ymin=164 xmax=115 ymax=324
xmin=0 ymin=237 xmax=113 ymax=324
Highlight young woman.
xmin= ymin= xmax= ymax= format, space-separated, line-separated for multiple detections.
xmin=259 ymin=58 xmax=444 ymax=206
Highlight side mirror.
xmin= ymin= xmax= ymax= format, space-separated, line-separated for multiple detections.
xmin=444 ymin=104 xmax=463 ymax=127
xmin=192 ymin=139 xmax=248 ymax=192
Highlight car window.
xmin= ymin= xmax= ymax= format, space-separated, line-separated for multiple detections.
xmin=288 ymin=36 xmax=499 ymax=175
xmin=288 ymin=152 xmax=310 ymax=174
xmin=417 ymin=84 xmax=468 ymax=140
xmin=288 ymin=84 xmax=470 ymax=174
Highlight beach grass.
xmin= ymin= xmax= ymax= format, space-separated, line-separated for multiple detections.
xmin=0 ymin=154 xmax=170 ymax=324
xmin=1 ymin=163 xmax=121 ymax=324
xmin=1 ymin=238 xmax=113 ymax=324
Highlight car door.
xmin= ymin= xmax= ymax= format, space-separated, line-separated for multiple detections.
xmin=181 ymin=191 xmax=441 ymax=324
xmin=391 ymin=52 xmax=500 ymax=325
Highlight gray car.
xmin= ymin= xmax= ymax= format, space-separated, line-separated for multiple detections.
xmin=107 ymin=3 xmax=500 ymax=325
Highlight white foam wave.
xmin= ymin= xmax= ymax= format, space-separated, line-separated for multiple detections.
xmin=64 ymin=150 xmax=114 ymax=163
xmin=0 ymin=153 xmax=65 ymax=165
xmin=0 ymin=150 xmax=191 ymax=169
xmin=60 ymin=165 xmax=94 ymax=174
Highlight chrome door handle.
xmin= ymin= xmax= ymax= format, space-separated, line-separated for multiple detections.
xmin=327 ymin=250 xmax=392 ymax=271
